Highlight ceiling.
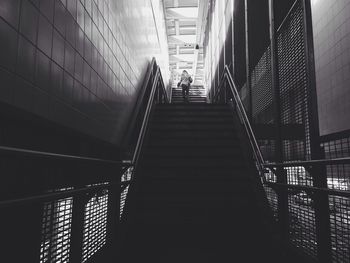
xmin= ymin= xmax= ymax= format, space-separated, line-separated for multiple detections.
xmin=163 ymin=0 xmax=204 ymax=85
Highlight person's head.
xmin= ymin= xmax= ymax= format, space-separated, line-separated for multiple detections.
xmin=182 ymin=70 xmax=188 ymax=74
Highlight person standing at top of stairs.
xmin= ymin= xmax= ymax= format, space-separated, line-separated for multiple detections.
xmin=177 ymin=70 xmax=193 ymax=102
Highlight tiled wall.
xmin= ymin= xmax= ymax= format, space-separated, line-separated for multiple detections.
xmin=0 ymin=0 xmax=168 ymax=145
xmin=312 ymin=0 xmax=350 ymax=136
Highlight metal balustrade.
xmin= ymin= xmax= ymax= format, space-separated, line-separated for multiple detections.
xmin=0 ymin=58 xmax=168 ymax=263
xmin=211 ymin=0 xmax=350 ymax=261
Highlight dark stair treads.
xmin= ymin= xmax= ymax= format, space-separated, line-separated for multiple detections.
xmin=171 ymin=86 xmax=207 ymax=103
xmin=121 ymin=103 xmax=279 ymax=263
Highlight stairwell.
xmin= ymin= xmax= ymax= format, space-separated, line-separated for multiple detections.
xmin=121 ymin=101 xmax=279 ymax=262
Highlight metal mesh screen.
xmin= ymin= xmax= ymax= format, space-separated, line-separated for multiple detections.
xmin=40 ymin=191 xmax=73 ymax=263
xmin=82 ymin=185 xmax=109 ymax=263
xmin=322 ymin=133 xmax=350 ymax=262
xmin=120 ymin=168 xmax=133 ymax=219
xmin=277 ymin=1 xmax=310 ymax=162
xmin=286 ymin=166 xmax=313 ymax=187
xmin=323 ymin=136 xmax=350 ymax=190
xmin=251 ymin=46 xmax=273 ymax=124
xmin=288 ymin=190 xmax=318 ymax=259
xmin=264 ymin=186 xmax=279 ymax=220
xmin=329 ymin=195 xmax=350 ymax=262
xmin=120 ymin=186 xmax=130 ymax=219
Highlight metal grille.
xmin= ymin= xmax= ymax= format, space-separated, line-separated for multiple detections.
xmin=264 ymin=186 xmax=279 ymax=220
xmin=288 ymin=191 xmax=318 ymax=259
xmin=120 ymin=167 xmax=133 ymax=219
xmin=40 ymin=191 xmax=73 ymax=263
xmin=286 ymin=166 xmax=313 ymax=187
xmin=264 ymin=171 xmax=278 ymax=220
xmin=329 ymin=195 xmax=350 ymax=262
xmin=82 ymin=185 xmax=109 ymax=263
xmin=277 ymin=2 xmax=310 ymax=162
xmin=251 ymin=46 xmax=274 ymax=124
xmin=323 ymin=135 xmax=350 ymax=190
xmin=120 ymin=186 xmax=130 ymax=219
xmin=322 ymin=132 xmax=350 ymax=262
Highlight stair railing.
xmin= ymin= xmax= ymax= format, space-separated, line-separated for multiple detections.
xmin=213 ymin=65 xmax=350 ymax=262
xmin=128 ymin=58 xmax=169 ymax=168
xmin=120 ymin=58 xmax=169 ymax=220
xmin=213 ymin=65 xmax=266 ymax=179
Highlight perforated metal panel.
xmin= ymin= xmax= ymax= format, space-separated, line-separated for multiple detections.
xmin=82 ymin=185 xmax=109 ymax=263
xmin=120 ymin=186 xmax=130 ymax=219
xmin=288 ymin=191 xmax=318 ymax=259
xmin=251 ymin=46 xmax=273 ymax=124
xmin=40 ymin=192 xmax=73 ymax=263
xmin=277 ymin=1 xmax=310 ymax=163
xmin=322 ymin=133 xmax=350 ymax=262
xmin=264 ymin=186 xmax=279 ymax=220
xmin=120 ymin=168 xmax=132 ymax=219
xmin=329 ymin=195 xmax=350 ymax=262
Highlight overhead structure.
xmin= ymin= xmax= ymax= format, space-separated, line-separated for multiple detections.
xmin=163 ymin=0 xmax=204 ymax=85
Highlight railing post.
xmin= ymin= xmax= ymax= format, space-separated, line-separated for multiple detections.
xmin=269 ymin=0 xmax=290 ymax=252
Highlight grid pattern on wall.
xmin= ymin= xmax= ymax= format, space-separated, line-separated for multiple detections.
xmin=0 ymin=0 xmax=146 ymax=143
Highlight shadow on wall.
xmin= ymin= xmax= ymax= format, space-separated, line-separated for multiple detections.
xmin=0 ymin=0 xmax=168 ymax=147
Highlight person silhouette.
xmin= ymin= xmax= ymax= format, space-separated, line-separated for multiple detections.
xmin=177 ymin=70 xmax=193 ymax=102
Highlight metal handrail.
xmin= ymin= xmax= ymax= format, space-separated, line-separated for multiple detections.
xmin=265 ymin=182 xmax=350 ymax=198
xmin=0 ymin=145 xmax=125 ymax=166
xmin=214 ymin=65 xmax=266 ymax=177
xmin=0 ymin=183 xmax=116 ymax=208
xmin=0 ymin=58 xmax=167 ymax=208
xmin=131 ymin=60 xmax=168 ymax=166
xmin=264 ymin=157 xmax=350 ymax=168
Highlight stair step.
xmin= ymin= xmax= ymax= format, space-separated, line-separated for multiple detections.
xmin=151 ymin=118 xmax=233 ymax=124
xmin=147 ymin=138 xmax=239 ymax=147
xmin=140 ymin=159 xmax=246 ymax=168
xmin=150 ymin=123 xmax=235 ymax=130
xmin=156 ymin=105 xmax=227 ymax=111
xmin=144 ymin=146 xmax=239 ymax=155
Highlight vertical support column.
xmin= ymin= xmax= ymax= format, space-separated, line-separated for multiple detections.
xmin=302 ymin=0 xmax=332 ymax=261
xmin=244 ymin=0 xmax=252 ymax=120
xmin=268 ymin=0 xmax=289 ymax=243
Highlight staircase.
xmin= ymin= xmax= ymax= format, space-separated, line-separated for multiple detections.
xmin=171 ymin=85 xmax=207 ymax=103
xmin=121 ymin=104 xmax=279 ymax=262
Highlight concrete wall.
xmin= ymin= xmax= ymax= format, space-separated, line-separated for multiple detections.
xmin=312 ymin=0 xmax=350 ymax=135
xmin=0 ymin=0 xmax=168 ymax=145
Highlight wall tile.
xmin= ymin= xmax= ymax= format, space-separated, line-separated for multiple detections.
xmin=0 ymin=0 xmax=169 ymax=145
xmin=17 ymin=36 xmax=36 ymax=82
xmin=0 ymin=18 xmax=18 ymax=71
xmin=312 ymin=0 xmax=350 ymax=135
xmin=20 ymin=0 xmax=39 ymax=44
xmin=37 ymin=14 xmax=53 ymax=57
xmin=39 ymin=0 xmax=54 ymax=23
xmin=0 ymin=0 xmax=21 ymax=29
